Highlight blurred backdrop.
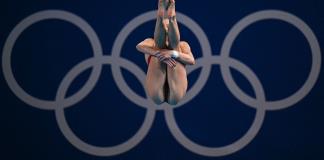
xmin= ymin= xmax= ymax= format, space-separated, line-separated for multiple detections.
xmin=1 ymin=0 xmax=323 ymax=160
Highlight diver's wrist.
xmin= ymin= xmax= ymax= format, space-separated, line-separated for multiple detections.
xmin=170 ymin=50 xmax=179 ymax=59
xmin=154 ymin=51 xmax=161 ymax=57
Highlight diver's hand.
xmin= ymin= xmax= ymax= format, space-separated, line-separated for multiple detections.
xmin=163 ymin=58 xmax=177 ymax=68
xmin=155 ymin=51 xmax=177 ymax=68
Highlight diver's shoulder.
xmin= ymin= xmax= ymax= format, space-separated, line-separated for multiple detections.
xmin=180 ymin=41 xmax=191 ymax=49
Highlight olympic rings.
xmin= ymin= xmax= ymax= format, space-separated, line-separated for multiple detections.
xmin=165 ymin=56 xmax=267 ymax=157
xmin=220 ymin=10 xmax=321 ymax=111
xmin=2 ymin=10 xmax=103 ymax=110
xmin=111 ymin=11 xmax=213 ymax=110
xmin=55 ymin=56 xmax=155 ymax=156
xmin=2 ymin=9 xmax=321 ymax=157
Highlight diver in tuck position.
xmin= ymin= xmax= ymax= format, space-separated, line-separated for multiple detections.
xmin=136 ymin=0 xmax=195 ymax=105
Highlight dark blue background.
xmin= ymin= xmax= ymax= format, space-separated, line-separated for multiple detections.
xmin=1 ymin=0 xmax=323 ymax=159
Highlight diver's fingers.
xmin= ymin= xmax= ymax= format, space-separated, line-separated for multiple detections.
xmin=161 ymin=56 xmax=168 ymax=62
xmin=164 ymin=60 xmax=172 ymax=67
xmin=155 ymin=52 xmax=161 ymax=57
xmin=170 ymin=58 xmax=177 ymax=65
xmin=165 ymin=59 xmax=174 ymax=67
xmin=156 ymin=54 xmax=164 ymax=61
xmin=167 ymin=59 xmax=176 ymax=68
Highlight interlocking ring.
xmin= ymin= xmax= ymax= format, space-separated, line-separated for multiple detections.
xmin=2 ymin=9 xmax=321 ymax=157
xmin=2 ymin=10 xmax=103 ymax=110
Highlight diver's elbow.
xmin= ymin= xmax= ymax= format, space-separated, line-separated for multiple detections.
xmin=136 ymin=44 xmax=142 ymax=51
xmin=189 ymin=58 xmax=196 ymax=65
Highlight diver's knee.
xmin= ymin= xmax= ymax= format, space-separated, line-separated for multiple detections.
xmin=152 ymin=96 xmax=164 ymax=105
xmin=168 ymin=91 xmax=185 ymax=105
xmin=148 ymin=89 xmax=165 ymax=105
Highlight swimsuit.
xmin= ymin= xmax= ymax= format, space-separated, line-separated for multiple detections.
xmin=147 ymin=55 xmax=153 ymax=65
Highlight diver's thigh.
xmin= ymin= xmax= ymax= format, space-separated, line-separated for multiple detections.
xmin=146 ymin=57 xmax=167 ymax=103
xmin=167 ymin=64 xmax=188 ymax=104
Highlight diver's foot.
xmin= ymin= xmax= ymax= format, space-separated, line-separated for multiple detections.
xmin=167 ymin=0 xmax=176 ymax=19
xmin=158 ymin=0 xmax=168 ymax=17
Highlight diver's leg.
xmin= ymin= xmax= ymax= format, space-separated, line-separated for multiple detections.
xmin=146 ymin=53 xmax=167 ymax=104
xmin=154 ymin=0 xmax=168 ymax=49
xmin=167 ymin=52 xmax=188 ymax=105
xmin=146 ymin=1 xmax=169 ymax=104
xmin=166 ymin=1 xmax=188 ymax=105
xmin=167 ymin=0 xmax=180 ymax=50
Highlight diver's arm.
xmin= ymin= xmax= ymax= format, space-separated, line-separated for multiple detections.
xmin=136 ymin=38 xmax=160 ymax=56
xmin=136 ymin=38 xmax=177 ymax=68
xmin=159 ymin=42 xmax=195 ymax=65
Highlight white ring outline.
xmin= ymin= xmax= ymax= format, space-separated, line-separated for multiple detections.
xmin=1 ymin=9 xmax=321 ymax=157
xmin=220 ymin=10 xmax=322 ymax=110
xmin=2 ymin=10 xmax=103 ymax=110
xmin=55 ymin=56 xmax=155 ymax=156
xmin=111 ymin=11 xmax=213 ymax=110
xmin=165 ymin=56 xmax=266 ymax=157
